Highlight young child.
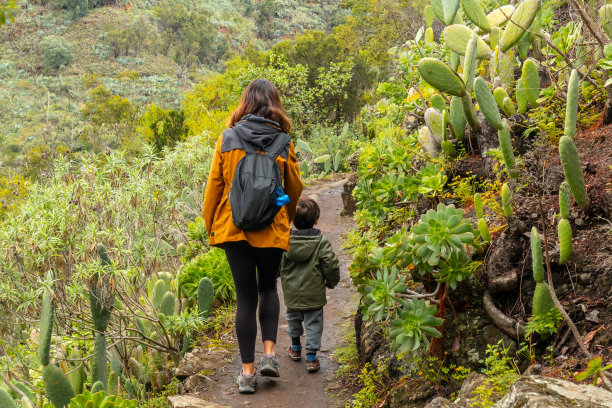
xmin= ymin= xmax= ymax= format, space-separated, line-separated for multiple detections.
xmin=279 ymin=196 xmax=340 ymax=372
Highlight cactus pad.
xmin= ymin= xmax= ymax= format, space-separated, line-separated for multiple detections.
xmin=425 ymin=5 xmax=435 ymax=27
xmin=91 ymin=333 xmax=108 ymax=392
xmin=476 ymin=5 xmax=515 ymax=34
xmin=463 ymin=32 xmax=479 ymax=92
xmin=197 ymin=277 xmax=214 ymax=319
xmin=559 ymin=181 xmax=571 ymax=219
xmin=0 ymin=389 xmax=16 ymax=408
xmin=478 ymin=218 xmax=491 ymax=242
xmin=39 ymin=274 xmax=54 ymax=367
xmin=530 ymin=227 xmax=544 ymax=283
xmin=473 ymin=193 xmax=484 ymax=218
xmin=462 ymin=0 xmax=491 ymax=32
xmin=558 ymin=218 xmax=572 ymax=265
xmin=498 ymin=120 xmax=516 ymax=171
xmin=515 ymin=78 xmax=528 ymax=114
xmin=502 ymin=97 xmax=516 ymax=117
xmin=559 ymin=136 xmax=587 ymax=208
xmin=449 ymin=97 xmax=466 ymax=139
xmin=43 ymin=364 xmax=76 ymax=408
xmin=532 ymin=282 xmax=556 ymax=317
xmin=443 ymin=25 xmax=492 ymax=59
xmin=160 ymin=292 xmax=176 ymax=317
xmin=564 ymin=69 xmax=580 ymax=139
xmin=425 ymin=27 xmax=434 ymax=44
xmin=152 ymin=279 xmax=167 ymax=311
xmin=521 ymin=59 xmax=540 ymax=107
xmin=501 ymin=183 xmax=512 ymax=217
xmin=474 ymin=77 xmax=503 ymax=130
xmin=500 ymin=0 xmax=540 ymax=52
xmin=431 ymin=0 xmax=460 ymax=25
xmin=417 ymin=58 xmax=466 ymax=96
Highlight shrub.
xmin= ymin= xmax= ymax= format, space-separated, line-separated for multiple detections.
xmin=179 ymin=248 xmax=236 ymax=303
xmin=40 ymin=36 xmax=75 ymax=70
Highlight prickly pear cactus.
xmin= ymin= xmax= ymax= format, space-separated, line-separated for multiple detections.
xmin=197 ymin=277 xmax=214 ymax=319
xmin=462 ymin=0 xmax=491 ymax=32
xmin=463 ymin=33 xmax=479 ymax=92
xmin=515 ymin=78 xmax=528 ymax=114
xmin=39 ymin=272 xmax=54 ymax=367
xmin=564 ymin=69 xmax=580 ymax=139
xmin=501 ymin=183 xmax=512 ymax=217
xmin=478 ymin=218 xmax=491 ymax=242
xmin=474 ymin=77 xmax=503 ymax=130
xmin=0 ymin=389 xmax=16 ymax=408
xmin=559 ymin=136 xmax=587 ymax=208
xmin=474 ymin=193 xmax=484 ymax=218
xmin=559 ymin=181 xmax=571 ymax=219
xmin=521 ymin=59 xmax=540 ymax=107
xmin=532 ymin=282 xmax=556 ymax=316
xmin=500 ymin=0 xmax=540 ymax=52
xmin=43 ymin=364 xmax=76 ymax=408
xmin=530 ymin=227 xmax=544 ymax=283
xmin=449 ymin=97 xmax=466 ymax=139
xmin=558 ymin=218 xmax=572 ymax=265
xmin=417 ymin=58 xmax=466 ymax=97
xmin=431 ymin=0 xmax=460 ymax=26
xmin=443 ymin=24 xmax=492 ymax=59
xmin=160 ymin=292 xmax=176 ymax=317
xmin=498 ymin=120 xmax=517 ymax=173
xmin=91 ymin=334 xmax=108 ymax=392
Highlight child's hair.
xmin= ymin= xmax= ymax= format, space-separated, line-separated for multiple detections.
xmin=293 ymin=197 xmax=320 ymax=230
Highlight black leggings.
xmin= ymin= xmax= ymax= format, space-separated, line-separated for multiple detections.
xmin=224 ymin=241 xmax=284 ymax=363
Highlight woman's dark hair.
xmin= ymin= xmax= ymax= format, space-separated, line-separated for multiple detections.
xmin=293 ymin=197 xmax=320 ymax=230
xmin=228 ymin=79 xmax=291 ymax=133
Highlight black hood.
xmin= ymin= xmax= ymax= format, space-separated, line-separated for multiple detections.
xmin=233 ymin=114 xmax=282 ymax=148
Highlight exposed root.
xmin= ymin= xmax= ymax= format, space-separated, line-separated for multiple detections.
xmin=483 ymin=290 xmax=526 ymax=340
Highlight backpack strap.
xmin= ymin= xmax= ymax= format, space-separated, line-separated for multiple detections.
xmin=266 ymin=133 xmax=291 ymax=161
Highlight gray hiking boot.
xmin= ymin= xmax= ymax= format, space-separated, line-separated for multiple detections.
xmin=237 ymin=371 xmax=257 ymax=394
xmin=259 ymin=354 xmax=280 ymax=377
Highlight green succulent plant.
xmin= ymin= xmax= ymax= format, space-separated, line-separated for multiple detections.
xmin=389 ymin=299 xmax=443 ymax=353
xmin=363 ymin=267 xmax=407 ymax=322
xmin=69 ymin=390 xmax=138 ymax=408
xmin=433 ymin=251 xmax=473 ymax=289
xmin=409 ymin=203 xmax=477 ymax=274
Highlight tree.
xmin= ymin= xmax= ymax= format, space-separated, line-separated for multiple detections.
xmin=138 ymin=104 xmax=189 ymax=154
xmin=81 ymin=85 xmax=137 ymax=144
xmin=0 ymin=0 xmax=15 ymax=27
xmin=40 ymin=36 xmax=75 ymax=70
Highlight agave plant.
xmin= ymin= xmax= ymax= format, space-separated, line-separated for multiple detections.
xmin=363 ymin=267 xmax=407 ymax=322
xmin=389 ymin=299 xmax=444 ymax=354
xmin=409 ymin=203 xmax=476 ymax=274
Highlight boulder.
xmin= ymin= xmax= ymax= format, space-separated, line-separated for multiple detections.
xmin=493 ymin=375 xmax=612 ymax=407
xmin=385 ymin=381 xmax=435 ymax=408
xmin=424 ymin=397 xmax=458 ymax=408
xmin=183 ymin=373 xmax=209 ymax=393
xmin=454 ymin=372 xmax=487 ymax=407
xmin=168 ymin=395 xmax=230 ymax=408
xmin=175 ymin=348 xmax=230 ymax=380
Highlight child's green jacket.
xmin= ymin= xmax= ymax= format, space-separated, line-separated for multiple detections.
xmin=280 ymin=228 xmax=340 ymax=310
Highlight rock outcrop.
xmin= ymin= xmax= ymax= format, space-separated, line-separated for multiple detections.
xmin=493 ymin=375 xmax=612 ymax=407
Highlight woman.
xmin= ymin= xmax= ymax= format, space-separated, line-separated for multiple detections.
xmin=202 ymin=79 xmax=303 ymax=394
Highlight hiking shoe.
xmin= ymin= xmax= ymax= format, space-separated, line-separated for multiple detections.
xmin=288 ymin=346 xmax=302 ymax=361
xmin=306 ymin=357 xmax=320 ymax=373
xmin=237 ymin=371 xmax=257 ymax=394
xmin=260 ymin=354 xmax=280 ymax=377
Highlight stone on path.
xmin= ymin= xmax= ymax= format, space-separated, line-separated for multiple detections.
xmin=424 ymin=397 xmax=458 ymax=408
xmin=168 ymin=395 xmax=231 ymax=408
xmin=493 ymin=375 xmax=612 ymax=407
xmin=175 ymin=347 xmax=229 ymax=380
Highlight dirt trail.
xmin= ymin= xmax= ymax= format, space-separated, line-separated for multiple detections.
xmin=208 ymin=178 xmax=357 ymax=408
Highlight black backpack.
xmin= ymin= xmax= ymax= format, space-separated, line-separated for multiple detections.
xmin=229 ymin=131 xmax=291 ymax=231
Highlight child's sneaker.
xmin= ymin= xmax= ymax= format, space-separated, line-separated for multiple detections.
xmin=260 ymin=354 xmax=280 ymax=377
xmin=306 ymin=356 xmax=320 ymax=373
xmin=288 ymin=345 xmax=302 ymax=361
xmin=237 ymin=371 xmax=257 ymax=394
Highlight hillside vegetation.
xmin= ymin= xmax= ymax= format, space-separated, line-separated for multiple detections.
xmin=1 ymin=0 xmax=612 ymax=407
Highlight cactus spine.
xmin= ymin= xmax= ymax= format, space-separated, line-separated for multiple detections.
xmin=559 ymin=136 xmax=587 ymax=208
xmin=501 ymin=183 xmax=512 ymax=217
xmin=498 ymin=120 xmax=517 ymax=173
xmin=197 ymin=277 xmax=214 ymax=319
xmin=474 ymin=77 xmax=503 ymax=130
xmin=564 ymin=69 xmax=580 ymax=139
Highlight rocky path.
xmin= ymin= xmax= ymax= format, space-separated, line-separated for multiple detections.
xmin=174 ymin=178 xmax=358 ymax=408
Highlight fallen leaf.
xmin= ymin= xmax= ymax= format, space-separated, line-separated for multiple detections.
xmin=583 ymin=325 xmax=604 ymax=349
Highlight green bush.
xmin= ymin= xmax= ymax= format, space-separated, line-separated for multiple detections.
xmin=40 ymin=36 xmax=75 ymax=70
xmin=179 ymin=248 xmax=235 ymax=303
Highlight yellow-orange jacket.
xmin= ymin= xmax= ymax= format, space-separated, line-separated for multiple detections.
xmin=202 ymin=119 xmax=303 ymax=251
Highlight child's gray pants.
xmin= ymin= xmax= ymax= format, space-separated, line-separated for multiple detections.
xmin=286 ymin=308 xmax=324 ymax=354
